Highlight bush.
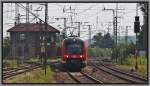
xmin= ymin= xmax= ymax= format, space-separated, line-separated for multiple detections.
xmin=88 ymin=47 xmax=112 ymax=59
xmin=119 ymin=56 xmax=147 ymax=75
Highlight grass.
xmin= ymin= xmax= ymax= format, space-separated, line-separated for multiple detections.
xmin=29 ymin=56 xmax=61 ymax=63
xmin=5 ymin=66 xmax=54 ymax=83
xmin=29 ymin=58 xmax=39 ymax=62
xmin=116 ymin=56 xmax=147 ymax=76
xmin=3 ymin=59 xmax=18 ymax=68
xmin=47 ymin=58 xmax=61 ymax=63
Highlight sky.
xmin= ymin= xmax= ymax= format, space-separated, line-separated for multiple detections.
xmin=3 ymin=3 xmax=143 ymax=40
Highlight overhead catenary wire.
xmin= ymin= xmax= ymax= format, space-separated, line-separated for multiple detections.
xmin=16 ymin=3 xmax=45 ymax=23
xmin=3 ymin=3 xmax=144 ymax=39
xmin=77 ymin=3 xmax=98 ymax=15
xmin=77 ymin=11 xmax=99 ymax=20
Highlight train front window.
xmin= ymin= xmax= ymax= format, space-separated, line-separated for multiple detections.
xmin=65 ymin=43 xmax=83 ymax=54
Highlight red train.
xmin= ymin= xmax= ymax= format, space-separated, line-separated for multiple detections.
xmin=61 ymin=37 xmax=87 ymax=70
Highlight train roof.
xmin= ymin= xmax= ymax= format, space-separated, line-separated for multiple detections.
xmin=63 ymin=37 xmax=84 ymax=43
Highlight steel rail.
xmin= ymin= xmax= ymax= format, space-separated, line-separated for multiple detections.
xmin=3 ymin=65 xmax=42 ymax=80
xmin=92 ymin=64 xmax=142 ymax=83
xmin=67 ymin=71 xmax=82 ymax=83
xmin=99 ymin=62 xmax=148 ymax=82
xmin=80 ymin=71 xmax=104 ymax=83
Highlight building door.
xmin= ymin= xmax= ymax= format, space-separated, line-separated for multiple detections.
xmin=17 ymin=46 xmax=22 ymax=56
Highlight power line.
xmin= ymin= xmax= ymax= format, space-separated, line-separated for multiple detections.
xmin=77 ymin=4 xmax=97 ymax=15
xmin=16 ymin=3 xmax=45 ymax=23
xmin=78 ymin=11 xmax=99 ymax=20
xmin=84 ymin=25 xmax=92 ymax=47
xmin=73 ymin=22 xmax=82 ymax=37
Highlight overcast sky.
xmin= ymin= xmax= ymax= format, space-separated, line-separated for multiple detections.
xmin=3 ymin=3 xmax=143 ymax=40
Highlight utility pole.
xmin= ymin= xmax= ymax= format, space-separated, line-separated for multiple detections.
xmin=103 ymin=8 xmax=115 ymax=41
xmin=135 ymin=4 xmax=138 ymax=70
xmin=26 ymin=3 xmax=29 ymax=24
xmin=15 ymin=3 xmax=20 ymax=24
xmin=15 ymin=3 xmax=19 ymax=65
xmin=88 ymin=25 xmax=91 ymax=47
xmin=96 ymin=16 xmax=98 ymax=32
xmin=125 ymin=26 xmax=128 ymax=45
xmin=115 ymin=3 xmax=118 ymax=46
xmin=103 ymin=4 xmax=124 ymax=61
xmin=63 ymin=5 xmax=76 ymax=36
xmin=83 ymin=24 xmax=92 ymax=47
xmin=118 ymin=26 xmax=120 ymax=43
xmin=34 ymin=6 xmax=42 ymax=22
xmin=106 ymin=22 xmax=112 ymax=33
xmin=134 ymin=3 xmax=140 ymax=70
xmin=125 ymin=26 xmax=131 ymax=44
xmin=124 ymin=26 xmax=131 ymax=62
xmin=85 ymin=25 xmax=92 ymax=47
xmin=70 ymin=6 xmax=73 ymax=26
xmin=88 ymin=25 xmax=92 ymax=48
xmin=55 ymin=17 xmax=67 ymax=38
xmin=43 ymin=3 xmax=48 ymax=75
xmin=73 ymin=22 xmax=82 ymax=37
xmin=17 ymin=3 xmax=45 ymax=23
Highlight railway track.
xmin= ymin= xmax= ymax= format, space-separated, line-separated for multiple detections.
xmin=3 ymin=64 xmax=42 ymax=80
xmin=100 ymin=61 xmax=148 ymax=80
xmin=67 ymin=71 xmax=104 ymax=83
xmin=92 ymin=63 xmax=148 ymax=84
xmin=3 ymin=67 xmax=16 ymax=71
xmin=100 ymin=61 xmax=148 ymax=79
xmin=3 ymin=64 xmax=33 ymax=74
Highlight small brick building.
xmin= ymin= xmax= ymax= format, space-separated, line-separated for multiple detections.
xmin=7 ymin=23 xmax=60 ymax=59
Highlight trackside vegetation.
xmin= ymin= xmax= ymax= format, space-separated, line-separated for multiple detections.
xmin=5 ymin=66 xmax=54 ymax=83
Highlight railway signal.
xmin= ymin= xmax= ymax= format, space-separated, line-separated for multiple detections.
xmin=134 ymin=16 xmax=140 ymax=33
xmin=103 ymin=4 xmax=125 ymax=62
xmin=134 ymin=4 xmax=140 ymax=70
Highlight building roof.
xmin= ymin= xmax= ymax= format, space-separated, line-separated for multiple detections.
xmin=7 ymin=23 xmax=60 ymax=33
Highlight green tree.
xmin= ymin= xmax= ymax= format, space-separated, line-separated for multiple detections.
xmin=127 ymin=41 xmax=136 ymax=54
xmin=3 ymin=36 xmax=11 ymax=59
xmin=93 ymin=32 xmax=103 ymax=47
xmin=138 ymin=3 xmax=148 ymax=50
xmin=116 ymin=42 xmax=136 ymax=64
xmin=103 ymin=33 xmax=114 ymax=48
xmin=93 ymin=32 xmax=114 ymax=48
xmin=87 ymin=48 xmax=93 ymax=57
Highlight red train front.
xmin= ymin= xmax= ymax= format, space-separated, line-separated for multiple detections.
xmin=61 ymin=37 xmax=87 ymax=70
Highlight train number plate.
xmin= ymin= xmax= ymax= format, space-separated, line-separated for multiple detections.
xmin=72 ymin=55 xmax=77 ymax=58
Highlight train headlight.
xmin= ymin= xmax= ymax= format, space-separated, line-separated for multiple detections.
xmin=64 ymin=55 xmax=69 ymax=58
xmin=80 ymin=55 xmax=83 ymax=58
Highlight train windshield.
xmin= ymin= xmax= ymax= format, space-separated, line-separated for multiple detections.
xmin=65 ymin=43 xmax=83 ymax=54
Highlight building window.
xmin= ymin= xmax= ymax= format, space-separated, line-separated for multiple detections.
xmin=51 ymin=36 xmax=54 ymax=42
xmin=20 ymin=33 xmax=25 ymax=40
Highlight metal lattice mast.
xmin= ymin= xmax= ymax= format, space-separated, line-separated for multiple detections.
xmin=15 ymin=3 xmax=19 ymax=24
xmin=26 ymin=3 xmax=29 ymax=24
xmin=42 ymin=3 xmax=48 ymax=75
